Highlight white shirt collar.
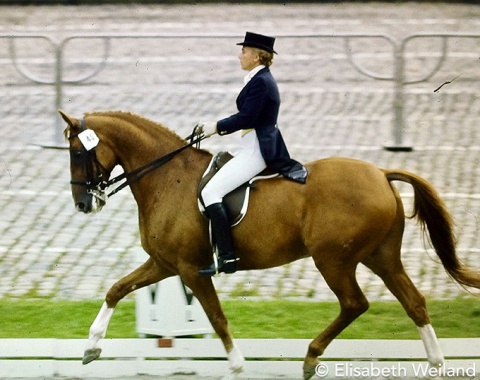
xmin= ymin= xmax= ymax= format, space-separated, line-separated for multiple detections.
xmin=243 ymin=65 xmax=266 ymax=85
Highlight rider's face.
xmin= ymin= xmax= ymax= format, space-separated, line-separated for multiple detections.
xmin=239 ymin=47 xmax=260 ymax=71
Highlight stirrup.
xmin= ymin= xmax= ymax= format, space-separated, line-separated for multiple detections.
xmin=221 ymin=256 xmax=240 ymax=273
xmin=199 ymin=254 xmax=239 ymax=277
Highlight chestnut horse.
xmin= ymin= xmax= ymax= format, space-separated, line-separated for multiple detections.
xmin=60 ymin=110 xmax=480 ymax=380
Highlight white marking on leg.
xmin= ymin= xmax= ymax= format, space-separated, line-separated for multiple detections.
xmin=418 ymin=324 xmax=444 ymax=367
xmin=227 ymin=341 xmax=245 ymax=374
xmin=85 ymin=302 xmax=115 ymax=352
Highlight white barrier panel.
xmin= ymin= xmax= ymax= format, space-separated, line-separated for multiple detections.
xmin=0 ymin=338 xmax=478 ymax=378
xmin=135 ymin=276 xmax=214 ymax=337
xmin=134 ymin=250 xmax=214 ymax=337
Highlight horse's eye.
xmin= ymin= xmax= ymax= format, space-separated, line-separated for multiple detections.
xmin=71 ymin=150 xmax=84 ymax=160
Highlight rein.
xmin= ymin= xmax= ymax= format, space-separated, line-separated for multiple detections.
xmin=70 ymin=120 xmax=204 ymax=200
xmin=105 ymin=128 xmax=204 ymax=197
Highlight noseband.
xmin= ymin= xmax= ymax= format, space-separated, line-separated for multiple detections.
xmin=68 ymin=119 xmax=205 ymax=202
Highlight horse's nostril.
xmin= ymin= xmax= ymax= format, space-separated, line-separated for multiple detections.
xmin=77 ymin=202 xmax=86 ymax=211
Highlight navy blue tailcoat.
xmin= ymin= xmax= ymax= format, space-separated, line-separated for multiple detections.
xmin=216 ymin=67 xmax=297 ymax=174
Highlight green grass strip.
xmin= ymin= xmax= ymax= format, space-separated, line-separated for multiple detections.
xmin=0 ymin=298 xmax=478 ymax=339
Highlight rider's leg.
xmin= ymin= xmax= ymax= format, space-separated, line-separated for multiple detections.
xmin=198 ymin=202 xmax=237 ymax=276
xmin=199 ymin=131 xmax=266 ymax=276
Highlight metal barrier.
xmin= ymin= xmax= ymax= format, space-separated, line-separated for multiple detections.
xmin=2 ymin=33 xmax=479 ymax=149
xmin=392 ymin=33 xmax=480 ymax=151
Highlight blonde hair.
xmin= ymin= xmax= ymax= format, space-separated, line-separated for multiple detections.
xmin=253 ymin=48 xmax=274 ymax=67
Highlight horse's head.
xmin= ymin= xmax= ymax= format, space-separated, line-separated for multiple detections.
xmin=59 ymin=110 xmax=116 ymax=214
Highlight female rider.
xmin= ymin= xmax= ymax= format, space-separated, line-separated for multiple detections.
xmin=197 ymin=32 xmax=307 ymax=276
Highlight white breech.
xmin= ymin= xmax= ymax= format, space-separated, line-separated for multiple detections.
xmin=201 ymin=131 xmax=267 ymax=207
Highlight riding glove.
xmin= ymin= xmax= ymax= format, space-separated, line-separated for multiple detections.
xmin=197 ymin=121 xmax=217 ymax=137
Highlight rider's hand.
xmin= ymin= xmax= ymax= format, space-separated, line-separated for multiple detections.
xmin=197 ymin=121 xmax=217 ymax=137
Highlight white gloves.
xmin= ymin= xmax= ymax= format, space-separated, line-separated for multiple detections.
xmin=197 ymin=121 xmax=217 ymax=138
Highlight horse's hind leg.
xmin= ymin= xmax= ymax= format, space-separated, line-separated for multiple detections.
xmin=304 ymin=263 xmax=369 ymax=380
xmin=362 ymin=240 xmax=444 ymax=369
xmin=83 ymin=257 xmax=173 ymax=364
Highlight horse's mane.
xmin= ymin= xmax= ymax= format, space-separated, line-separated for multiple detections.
xmin=84 ymin=110 xmax=187 ymax=146
xmin=62 ymin=110 xmax=212 ymax=159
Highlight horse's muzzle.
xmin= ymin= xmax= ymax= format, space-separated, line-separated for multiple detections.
xmin=76 ymin=198 xmax=93 ymax=213
xmin=76 ymin=192 xmax=106 ymax=214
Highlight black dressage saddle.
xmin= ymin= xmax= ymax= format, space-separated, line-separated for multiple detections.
xmin=198 ymin=152 xmax=307 ymax=226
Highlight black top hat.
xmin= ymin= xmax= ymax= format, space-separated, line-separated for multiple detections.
xmin=237 ymin=32 xmax=277 ymax=54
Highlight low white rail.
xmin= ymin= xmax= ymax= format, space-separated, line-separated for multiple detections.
xmin=0 ymin=338 xmax=479 ymax=378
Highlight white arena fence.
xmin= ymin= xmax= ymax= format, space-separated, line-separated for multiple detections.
xmin=0 ymin=338 xmax=479 ymax=378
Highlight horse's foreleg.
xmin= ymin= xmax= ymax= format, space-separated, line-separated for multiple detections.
xmin=181 ymin=272 xmax=245 ymax=377
xmin=83 ymin=302 xmax=113 ymax=364
xmin=83 ymin=257 xmax=172 ymax=365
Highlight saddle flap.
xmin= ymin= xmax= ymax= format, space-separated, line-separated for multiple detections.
xmin=198 ymin=151 xmax=234 ymax=200
xmin=198 ymin=152 xmax=278 ymax=227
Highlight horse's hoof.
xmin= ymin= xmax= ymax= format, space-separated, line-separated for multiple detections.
xmin=303 ymin=360 xmax=319 ymax=380
xmin=83 ymin=348 xmax=102 ymax=365
xmin=303 ymin=367 xmax=315 ymax=380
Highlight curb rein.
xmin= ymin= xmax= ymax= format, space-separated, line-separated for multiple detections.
xmin=69 ymin=119 xmax=205 ymax=203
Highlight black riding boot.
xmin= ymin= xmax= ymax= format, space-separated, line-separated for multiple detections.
xmin=198 ymin=202 xmax=238 ymax=276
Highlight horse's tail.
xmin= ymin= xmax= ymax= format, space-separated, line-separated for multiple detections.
xmin=385 ymin=169 xmax=480 ymax=289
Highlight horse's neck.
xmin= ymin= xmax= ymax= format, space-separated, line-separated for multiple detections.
xmin=99 ymin=114 xmax=210 ymax=207
xmin=107 ymin=117 xmax=183 ymax=172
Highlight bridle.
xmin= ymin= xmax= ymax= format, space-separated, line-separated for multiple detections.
xmin=68 ymin=118 xmax=205 ymax=203
xmin=69 ymin=118 xmax=110 ymax=204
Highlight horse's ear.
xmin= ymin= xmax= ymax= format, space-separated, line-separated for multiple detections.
xmin=58 ymin=110 xmax=79 ymax=129
xmin=59 ymin=110 xmax=82 ymax=140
